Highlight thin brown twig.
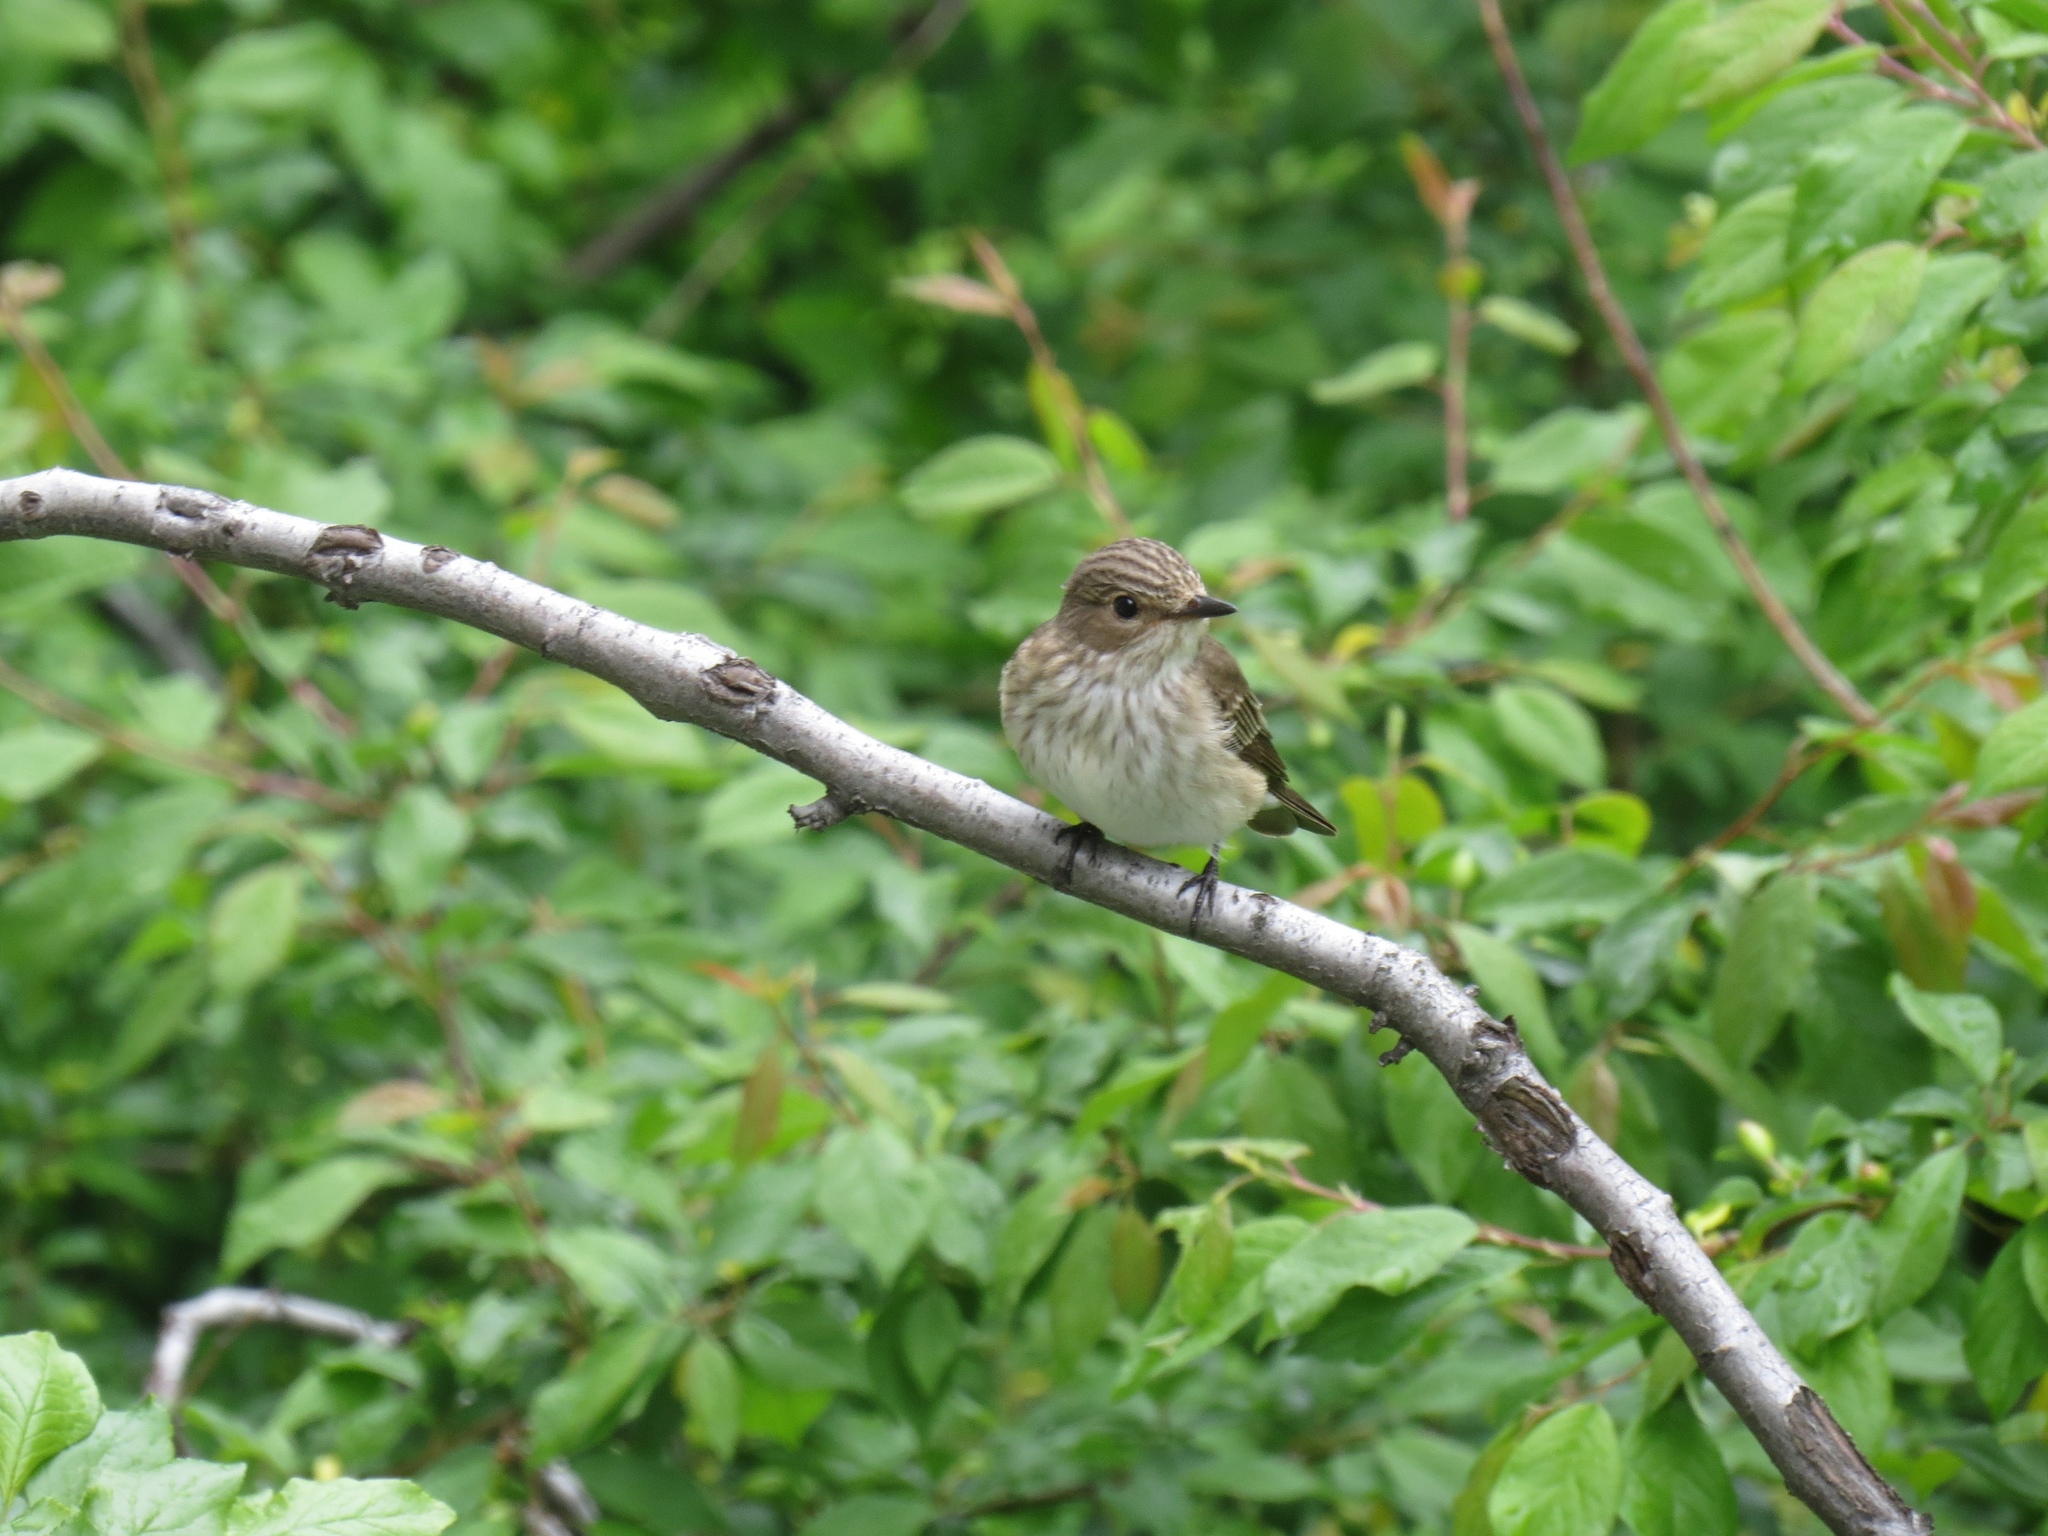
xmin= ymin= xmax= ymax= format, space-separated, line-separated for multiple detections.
xmin=1402 ymin=138 xmax=1483 ymax=523
xmin=1281 ymin=1161 xmax=1610 ymax=1261
xmin=968 ymin=232 xmax=1133 ymax=538
xmin=0 ymin=653 xmax=370 ymax=814
xmin=644 ymin=0 xmax=973 ymax=339
xmin=1474 ymin=0 xmax=1881 ymax=728
xmin=116 ymin=0 xmax=200 ymax=270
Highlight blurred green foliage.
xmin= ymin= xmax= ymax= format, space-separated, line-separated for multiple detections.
xmin=11 ymin=0 xmax=2048 ymax=1530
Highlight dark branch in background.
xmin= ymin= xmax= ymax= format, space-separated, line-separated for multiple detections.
xmin=0 ymin=468 xmax=1921 ymax=1535
xmin=1473 ymin=0 xmax=1883 ymax=731
xmin=566 ymin=88 xmax=848 ymax=283
xmin=643 ymin=0 xmax=973 ymax=339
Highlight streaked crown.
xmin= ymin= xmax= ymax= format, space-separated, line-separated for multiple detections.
xmin=1063 ymin=537 xmax=1205 ymax=608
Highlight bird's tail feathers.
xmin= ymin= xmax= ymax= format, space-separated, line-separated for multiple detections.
xmin=1253 ymin=785 xmax=1337 ymax=837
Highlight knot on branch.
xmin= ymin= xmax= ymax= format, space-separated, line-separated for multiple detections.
xmin=791 ymin=789 xmax=872 ymax=830
xmin=1476 ymin=1075 xmax=1578 ymax=1188
xmin=1366 ymin=1011 xmax=1415 ymax=1067
xmin=421 ymin=544 xmax=457 ymax=573
xmin=309 ymin=523 xmax=385 ymax=608
xmin=1606 ymin=1229 xmax=1657 ymax=1306
xmin=1784 ymin=1386 xmax=1927 ymax=1530
xmin=706 ymin=654 xmax=777 ymax=706
xmin=15 ymin=486 xmax=41 ymax=519
xmin=161 ymin=486 xmax=227 ymax=522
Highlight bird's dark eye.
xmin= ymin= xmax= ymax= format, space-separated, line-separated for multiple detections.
xmin=1113 ymin=595 xmax=1139 ymax=620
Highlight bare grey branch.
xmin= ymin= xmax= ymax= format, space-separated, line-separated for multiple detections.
xmin=146 ymin=1285 xmax=412 ymax=1407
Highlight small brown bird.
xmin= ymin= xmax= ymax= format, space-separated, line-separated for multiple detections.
xmin=1000 ymin=537 xmax=1336 ymax=919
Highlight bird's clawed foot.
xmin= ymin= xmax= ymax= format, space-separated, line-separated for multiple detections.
xmin=1178 ymin=853 xmax=1222 ymax=931
xmin=1054 ymin=821 xmax=1104 ymax=886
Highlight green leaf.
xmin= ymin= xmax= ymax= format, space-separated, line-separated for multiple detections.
xmin=1684 ymin=185 xmax=1793 ymax=312
xmin=1073 ymin=1046 xmax=1200 ymax=1135
xmin=1861 ymin=251 xmax=2003 ymax=410
xmin=0 ymin=723 xmax=100 ymax=803
xmin=1466 ymin=848 xmax=1655 ymax=933
xmin=232 ymin=1478 xmax=456 ymax=1536
xmin=529 ymin=1322 xmax=689 ymax=1462
xmin=1491 ymin=682 xmax=1606 ymax=789
xmin=543 ymin=1227 xmax=685 ymax=1321
xmin=0 ymin=1332 xmax=101 ymax=1508
xmin=814 ymin=1125 xmax=928 ymax=1283
xmin=1174 ymin=1202 xmax=1237 ymax=1325
xmin=1661 ymin=309 xmax=1795 ymax=439
xmin=1977 ymin=499 xmax=2048 ymax=628
xmin=1049 ymin=1206 xmax=1117 ymax=1372
xmin=1449 ymin=923 xmax=1562 ymax=1075
xmin=1710 ymin=873 xmax=1817 ymax=1068
xmin=1787 ymin=242 xmax=1928 ymax=392
xmin=1968 ymin=1233 xmax=2048 ymax=1415
xmin=1110 ymin=1206 xmax=1163 ymax=1318
xmin=1308 ymin=341 xmax=1439 ymax=404
xmin=87 ymin=1460 xmax=245 ymax=1536
xmin=799 ymin=1493 xmax=935 ymax=1536
xmin=1888 ymin=973 xmax=2003 ymax=1084
xmin=1621 ymin=1394 xmax=1737 ymax=1536
xmin=1680 ymin=0 xmax=1837 ymax=108
xmin=1205 ymin=973 xmax=1302 ymax=1084
xmin=1477 ymin=297 xmax=1578 ymax=354
xmin=0 ymin=0 xmax=116 ymax=60
xmin=1978 ymin=697 xmax=2048 ymax=794
xmin=1873 ymin=1145 xmax=1966 ymax=1318
xmin=679 ymin=1336 xmax=741 ymax=1461
xmin=372 ymin=786 xmax=471 ymax=917
xmin=1381 ymin=1054 xmax=1484 ymax=1204
xmin=899 ymin=435 xmax=1061 ymax=519
xmin=1488 ymin=1402 xmax=1622 ymax=1536
xmin=207 ymin=864 xmax=303 ymax=997
xmin=26 ymin=1404 xmax=172 ymax=1508
xmin=1790 ymin=106 xmax=1968 ymax=261
xmin=1488 ymin=407 xmax=1643 ymax=495
xmin=222 ymin=1156 xmax=411 ymax=1276
xmin=1778 ymin=1212 xmax=1877 ymax=1355
xmin=1570 ymin=0 xmax=1716 ymax=160
xmin=1263 ymin=1207 xmax=1478 ymax=1334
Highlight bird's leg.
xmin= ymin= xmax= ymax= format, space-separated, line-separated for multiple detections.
xmin=1178 ymin=844 xmax=1223 ymax=931
xmin=1053 ymin=820 xmax=1104 ymax=886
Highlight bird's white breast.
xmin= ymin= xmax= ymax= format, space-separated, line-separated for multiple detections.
xmin=1001 ymin=639 xmax=1266 ymax=850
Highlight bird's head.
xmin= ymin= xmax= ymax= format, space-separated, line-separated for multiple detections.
xmin=1055 ymin=537 xmax=1234 ymax=658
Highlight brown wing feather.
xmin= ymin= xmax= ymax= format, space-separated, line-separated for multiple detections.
xmin=1196 ymin=638 xmax=1337 ymax=836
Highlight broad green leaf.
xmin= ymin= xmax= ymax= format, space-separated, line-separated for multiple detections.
xmin=1049 ymin=1206 xmax=1117 ymax=1372
xmin=1488 ymin=407 xmax=1643 ymax=495
xmin=1977 ymin=499 xmax=2048 ymax=628
xmin=1382 ymin=1054 xmax=1483 ymax=1204
xmin=1449 ymin=923 xmax=1561 ymax=1074
xmin=1073 ymin=1046 xmax=1200 ymax=1135
xmin=800 ymin=1493 xmax=935 ymax=1536
xmin=1110 ymin=1206 xmax=1162 ymax=1318
xmin=1621 ymin=1394 xmax=1737 ymax=1536
xmin=233 ymin=1478 xmax=456 ymax=1536
xmin=1340 ymin=774 xmax=1445 ymax=870
xmin=899 ymin=435 xmax=1061 ymax=519
xmin=0 ymin=0 xmax=116 ymax=60
xmin=1570 ymin=0 xmax=1716 ymax=160
xmin=26 ymin=1404 xmax=172 ymax=1508
xmin=1968 ymin=1234 xmax=2048 ymax=1415
xmin=1808 ymin=1323 xmax=1892 ymax=1449
xmin=543 ymin=1227 xmax=685 ymax=1320
xmin=1778 ymin=1212 xmax=1877 ymax=1355
xmin=1491 ymin=681 xmax=1606 ymax=788
xmin=814 ymin=1125 xmax=927 ymax=1283
xmin=1477 ymin=297 xmax=1578 ymax=354
xmin=1874 ymin=1146 xmax=1966 ymax=1318
xmin=1175 ymin=1203 xmax=1236 ymax=1326
xmin=1711 ymin=873 xmax=1817 ymax=1068
xmin=1787 ymin=243 xmax=1927 ymax=392
xmin=1683 ymin=185 xmax=1793 ymax=311
xmin=1680 ymin=0 xmax=1837 ymax=108
xmin=1977 ymin=697 xmax=2048 ymax=794
xmin=1661 ymin=309 xmax=1794 ymax=439
xmin=372 ymin=786 xmax=471 ymax=917
xmin=1861 ymin=251 xmax=2003 ymax=410
xmin=0 ymin=724 xmax=100 ymax=803
xmin=1308 ymin=341 xmax=1439 ymax=404
xmin=87 ymin=1460 xmax=245 ymax=1536
xmin=1790 ymin=106 xmax=1968 ymax=260
xmin=1888 ymin=973 xmax=2003 ymax=1085
xmin=529 ymin=1322 xmax=688 ymax=1462
xmin=208 ymin=864 xmax=303 ymax=997
xmin=1488 ymin=1402 xmax=1622 ymax=1536
xmin=1205 ymin=973 xmax=1302 ymax=1084
xmin=1467 ymin=848 xmax=1655 ymax=932
xmin=1263 ymin=1207 xmax=1477 ymax=1334
xmin=679 ymin=1336 xmax=741 ymax=1461
xmin=0 ymin=1333 xmax=101 ymax=1507
xmin=222 ymin=1156 xmax=410 ymax=1276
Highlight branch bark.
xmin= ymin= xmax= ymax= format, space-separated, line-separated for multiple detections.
xmin=1473 ymin=0 xmax=1881 ymax=730
xmin=146 ymin=1287 xmax=412 ymax=1408
xmin=2 ymin=468 xmax=1922 ymax=1535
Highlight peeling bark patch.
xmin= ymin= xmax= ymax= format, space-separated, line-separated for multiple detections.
xmin=1784 ymin=1386 xmax=1928 ymax=1530
xmin=1607 ymin=1230 xmax=1657 ymax=1306
xmin=1476 ymin=1076 xmax=1577 ymax=1186
xmin=309 ymin=523 xmax=385 ymax=609
xmin=161 ymin=487 xmax=224 ymax=520
xmin=706 ymin=655 xmax=776 ymax=705
xmin=17 ymin=488 xmax=41 ymax=515
xmin=421 ymin=545 xmax=456 ymax=573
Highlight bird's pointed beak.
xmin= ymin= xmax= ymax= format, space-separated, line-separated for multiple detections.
xmin=1174 ymin=594 xmax=1236 ymax=620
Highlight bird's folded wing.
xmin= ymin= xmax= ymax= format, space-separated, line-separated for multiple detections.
xmin=1197 ymin=638 xmax=1337 ymax=835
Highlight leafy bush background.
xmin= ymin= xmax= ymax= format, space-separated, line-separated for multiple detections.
xmin=7 ymin=0 xmax=2048 ymax=1530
